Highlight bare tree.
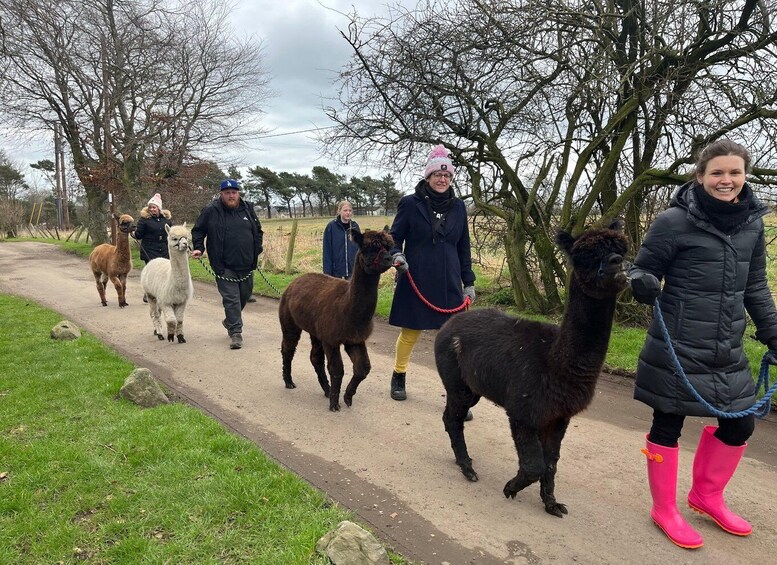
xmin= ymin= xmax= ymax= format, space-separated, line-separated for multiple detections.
xmin=323 ymin=0 xmax=777 ymax=312
xmin=0 ymin=0 xmax=271 ymax=243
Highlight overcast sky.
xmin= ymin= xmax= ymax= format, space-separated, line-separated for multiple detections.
xmin=7 ymin=0 xmax=415 ymax=190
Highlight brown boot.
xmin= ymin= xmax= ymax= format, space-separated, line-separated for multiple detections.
xmin=230 ymin=334 xmax=243 ymax=350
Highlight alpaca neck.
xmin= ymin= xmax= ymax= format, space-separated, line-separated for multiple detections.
xmin=549 ymin=276 xmax=617 ymax=379
xmin=345 ymin=263 xmax=380 ymax=323
xmin=115 ymin=232 xmax=131 ymax=261
xmin=168 ymin=250 xmax=192 ymax=290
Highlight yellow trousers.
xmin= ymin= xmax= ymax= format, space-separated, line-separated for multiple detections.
xmin=394 ymin=328 xmax=422 ymax=373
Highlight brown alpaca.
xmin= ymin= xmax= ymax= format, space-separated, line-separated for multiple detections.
xmin=434 ymin=220 xmax=629 ymax=517
xmin=279 ymin=228 xmax=395 ymax=411
xmin=88 ymin=214 xmax=136 ymax=307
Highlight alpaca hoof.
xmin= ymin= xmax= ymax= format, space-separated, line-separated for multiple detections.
xmin=458 ymin=460 xmax=478 ymax=482
xmin=343 ymin=393 xmax=353 ymax=407
xmin=101 ymin=301 xmax=108 ymax=307
xmin=329 ymin=400 xmax=341 ymax=412
xmin=284 ymin=380 xmax=297 ymax=389
xmin=544 ymin=501 xmax=568 ymax=518
xmin=119 ymin=301 xmax=128 ymax=308
xmin=154 ymin=330 xmax=165 ymax=340
xmin=168 ymin=333 xmax=175 ymax=342
xmin=177 ymin=335 xmax=186 ymax=343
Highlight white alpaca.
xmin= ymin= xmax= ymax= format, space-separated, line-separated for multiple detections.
xmin=140 ymin=223 xmax=194 ymax=343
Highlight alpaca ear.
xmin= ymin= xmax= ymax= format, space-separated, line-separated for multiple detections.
xmin=351 ymin=228 xmax=364 ymax=246
xmin=607 ymin=218 xmax=625 ymax=232
xmin=165 ymin=224 xmax=171 ymax=234
xmin=555 ymin=230 xmax=575 ymax=254
xmin=383 ymin=225 xmax=390 ymax=233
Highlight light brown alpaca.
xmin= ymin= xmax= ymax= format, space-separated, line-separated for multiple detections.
xmin=88 ymin=214 xmax=136 ymax=307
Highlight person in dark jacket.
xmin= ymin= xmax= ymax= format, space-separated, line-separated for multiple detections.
xmin=133 ymin=192 xmax=173 ymax=303
xmin=388 ymin=144 xmax=476 ymax=404
xmin=322 ymin=200 xmax=360 ymax=279
xmin=629 ymin=140 xmax=777 ymax=549
xmin=191 ymin=179 xmax=264 ymax=350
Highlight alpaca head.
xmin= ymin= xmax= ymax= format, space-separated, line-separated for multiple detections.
xmin=353 ymin=228 xmax=395 ymax=275
xmin=165 ymin=223 xmax=192 ymax=253
xmin=556 ymin=219 xmax=629 ymax=295
xmin=116 ymin=214 xmax=136 ymax=234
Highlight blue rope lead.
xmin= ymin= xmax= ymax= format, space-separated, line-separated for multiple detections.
xmin=653 ymin=299 xmax=777 ymax=419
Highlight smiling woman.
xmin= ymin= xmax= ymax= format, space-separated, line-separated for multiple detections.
xmin=629 ymin=139 xmax=777 ymax=549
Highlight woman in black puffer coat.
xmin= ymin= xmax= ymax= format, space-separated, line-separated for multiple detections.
xmin=133 ymin=193 xmax=173 ymax=302
xmin=629 ymin=140 xmax=777 ymax=549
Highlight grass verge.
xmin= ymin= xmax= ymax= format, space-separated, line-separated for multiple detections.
xmin=0 ymin=293 xmax=402 ymax=564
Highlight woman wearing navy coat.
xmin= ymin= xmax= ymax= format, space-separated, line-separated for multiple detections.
xmin=388 ymin=144 xmax=476 ymax=402
xmin=322 ymin=200 xmax=360 ymax=279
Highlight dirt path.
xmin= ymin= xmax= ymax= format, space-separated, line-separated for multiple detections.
xmin=2 ymin=242 xmax=776 ymax=565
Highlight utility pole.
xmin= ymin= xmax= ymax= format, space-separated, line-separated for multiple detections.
xmin=56 ymin=124 xmax=70 ymax=229
xmin=102 ymin=34 xmax=116 ymax=244
xmin=53 ymin=127 xmax=63 ymax=230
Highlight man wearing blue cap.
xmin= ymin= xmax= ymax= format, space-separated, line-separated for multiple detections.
xmin=192 ymin=179 xmax=264 ymax=349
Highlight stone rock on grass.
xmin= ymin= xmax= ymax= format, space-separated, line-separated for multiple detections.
xmin=119 ymin=368 xmax=170 ymax=408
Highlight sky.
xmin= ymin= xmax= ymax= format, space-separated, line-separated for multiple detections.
xmin=6 ymin=0 xmax=415 ymax=191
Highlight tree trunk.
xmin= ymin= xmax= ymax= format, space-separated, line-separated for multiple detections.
xmin=85 ymin=186 xmax=109 ymax=245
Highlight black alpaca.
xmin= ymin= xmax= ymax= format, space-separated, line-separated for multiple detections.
xmin=279 ymin=228 xmax=395 ymax=411
xmin=434 ymin=220 xmax=629 ymax=516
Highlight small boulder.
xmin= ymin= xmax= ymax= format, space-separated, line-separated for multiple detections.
xmin=51 ymin=320 xmax=81 ymax=341
xmin=119 ymin=368 xmax=170 ymax=408
xmin=316 ymin=521 xmax=389 ymax=565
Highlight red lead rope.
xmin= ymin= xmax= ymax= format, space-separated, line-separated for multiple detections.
xmin=404 ymin=270 xmax=471 ymax=314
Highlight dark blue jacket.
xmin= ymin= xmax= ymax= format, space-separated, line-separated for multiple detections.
xmin=322 ymin=217 xmax=361 ymax=278
xmin=133 ymin=207 xmax=172 ymax=262
xmin=388 ymin=182 xmax=475 ymax=330
xmin=192 ymin=197 xmax=263 ymax=275
xmin=629 ymin=182 xmax=777 ymax=416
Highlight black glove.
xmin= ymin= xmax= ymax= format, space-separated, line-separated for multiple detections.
xmin=766 ymin=339 xmax=777 ymax=366
xmin=630 ymin=273 xmax=661 ymax=305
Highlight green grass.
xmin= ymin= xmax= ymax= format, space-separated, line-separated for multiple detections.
xmin=0 ymin=294 xmax=392 ymax=564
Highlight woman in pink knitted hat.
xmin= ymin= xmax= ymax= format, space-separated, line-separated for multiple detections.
xmin=387 ymin=144 xmax=476 ymax=414
xmin=133 ymin=192 xmax=172 ymax=302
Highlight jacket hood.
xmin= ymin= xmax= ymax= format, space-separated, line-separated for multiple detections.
xmin=141 ymin=207 xmax=171 ymax=219
xmin=671 ymin=180 xmax=768 ymax=227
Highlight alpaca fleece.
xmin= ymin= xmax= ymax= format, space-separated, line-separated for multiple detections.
xmin=88 ymin=214 xmax=135 ymax=307
xmin=279 ymin=229 xmax=395 ymax=411
xmin=434 ymin=220 xmax=629 ymax=517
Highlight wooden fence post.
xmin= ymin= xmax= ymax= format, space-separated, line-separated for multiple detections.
xmin=285 ymin=219 xmax=298 ymax=275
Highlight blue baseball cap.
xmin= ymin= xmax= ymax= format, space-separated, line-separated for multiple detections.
xmin=220 ymin=178 xmax=240 ymax=191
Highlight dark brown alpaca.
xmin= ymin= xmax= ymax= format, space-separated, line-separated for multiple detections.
xmin=279 ymin=228 xmax=395 ymax=411
xmin=434 ymin=220 xmax=629 ymax=516
xmin=88 ymin=214 xmax=136 ymax=307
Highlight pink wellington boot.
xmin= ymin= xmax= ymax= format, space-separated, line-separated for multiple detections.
xmin=687 ymin=426 xmax=752 ymax=536
xmin=642 ymin=437 xmax=704 ymax=548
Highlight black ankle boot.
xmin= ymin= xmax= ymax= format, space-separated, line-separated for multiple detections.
xmin=390 ymin=371 xmax=407 ymax=401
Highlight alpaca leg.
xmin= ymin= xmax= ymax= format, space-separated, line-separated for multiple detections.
xmin=309 ymin=336 xmax=330 ymax=397
xmin=323 ymin=344 xmax=344 ymax=412
xmin=443 ymin=402 xmax=477 ymax=481
xmin=280 ymin=324 xmax=302 ymax=389
xmin=94 ymin=272 xmax=108 ymax=306
xmin=118 ymin=273 xmax=129 ymax=307
xmin=538 ymin=418 xmax=570 ymax=517
xmin=148 ymin=297 xmax=164 ymax=340
xmin=503 ymin=418 xmax=545 ymax=500
xmin=162 ymin=305 xmax=177 ymax=342
xmin=109 ymin=274 xmax=125 ymax=307
xmin=173 ymin=303 xmax=187 ymax=343
xmin=343 ymin=342 xmax=370 ymax=407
